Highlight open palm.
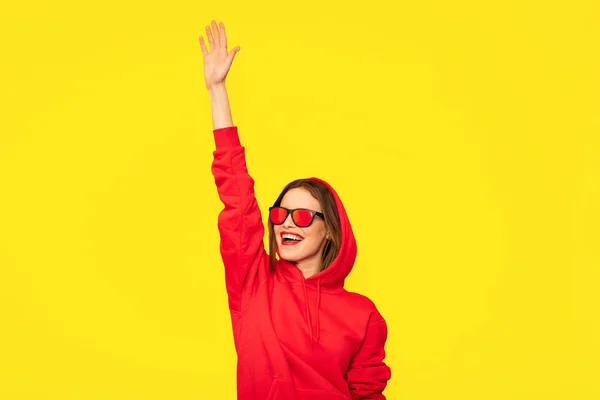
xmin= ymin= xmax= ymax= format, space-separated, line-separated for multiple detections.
xmin=199 ymin=20 xmax=240 ymax=89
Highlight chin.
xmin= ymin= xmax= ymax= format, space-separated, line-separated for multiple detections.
xmin=278 ymin=248 xmax=302 ymax=262
xmin=277 ymin=243 xmax=319 ymax=263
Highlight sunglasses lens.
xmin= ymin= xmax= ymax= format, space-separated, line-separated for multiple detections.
xmin=270 ymin=207 xmax=287 ymax=224
xmin=292 ymin=209 xmax=314 ymax=227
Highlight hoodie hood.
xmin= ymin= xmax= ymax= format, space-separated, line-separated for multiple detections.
xmin=304 ymin=177 xmax=357 ymax=287
xmin=277 ymin=177 xmax=357 ymax=288
xmin=277 ymin=177 xmax=357 ymax=344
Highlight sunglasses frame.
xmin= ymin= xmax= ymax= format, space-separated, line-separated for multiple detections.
xmin=268 ymin=206 xmax=325 ymax=227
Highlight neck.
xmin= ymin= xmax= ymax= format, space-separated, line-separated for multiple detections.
xmin=295 ymin=258 xmax=321 ymax=279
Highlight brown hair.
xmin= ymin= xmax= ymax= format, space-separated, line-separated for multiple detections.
xmin=268 ymin=179 xmax=342 ymax=272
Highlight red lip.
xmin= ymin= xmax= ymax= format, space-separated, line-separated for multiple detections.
xmin=280 ymin=231 xmax=304 ymax=239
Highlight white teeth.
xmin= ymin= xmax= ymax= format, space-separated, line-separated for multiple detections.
xmin=282 ymin=234 xmax=303 ymax=241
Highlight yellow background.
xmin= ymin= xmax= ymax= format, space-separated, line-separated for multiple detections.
xmin=1 ymin=1 xmax=598 ymax=399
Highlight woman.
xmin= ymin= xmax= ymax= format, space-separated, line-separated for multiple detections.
xmin=199 ymin=20 xmax=391 ymax=400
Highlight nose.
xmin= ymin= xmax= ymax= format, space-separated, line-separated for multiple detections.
xmin=282 ymin=212 xmax=296 ymax=228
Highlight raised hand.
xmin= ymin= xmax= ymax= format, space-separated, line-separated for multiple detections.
xmin=199 ymin=20 xmax=240 ymax=90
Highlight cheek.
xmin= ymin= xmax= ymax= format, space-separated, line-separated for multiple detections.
xmin=304 ymin=226 xmax=326 ymax=245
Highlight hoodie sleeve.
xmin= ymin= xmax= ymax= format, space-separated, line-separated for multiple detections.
xmin=211 ymin=126 xmax=269 ymax=313
xmin=346 ymin=313 xmax=392 ymax=399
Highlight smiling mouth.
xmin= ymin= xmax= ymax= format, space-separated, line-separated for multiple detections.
xmin=281 ymin=233 xmax=303 ymax=246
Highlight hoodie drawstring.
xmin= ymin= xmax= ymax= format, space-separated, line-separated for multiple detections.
xmin=302 ymin=277 xmax=322 ymax=345
xmin=302 ymin=279 xmax=314 ymax=344
xmin=316 ymin=277 xmax=321 ymax=343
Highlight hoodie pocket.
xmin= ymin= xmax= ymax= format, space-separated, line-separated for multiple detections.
xmin=266 ymin=377 xmax=295 ymax=400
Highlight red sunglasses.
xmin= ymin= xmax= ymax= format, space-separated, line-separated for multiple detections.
xmin=269 ymin=206 xmax=324 ymax=227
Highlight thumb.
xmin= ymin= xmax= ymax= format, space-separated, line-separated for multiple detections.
xmin=227 ymin=46 xmax=240 ymax=66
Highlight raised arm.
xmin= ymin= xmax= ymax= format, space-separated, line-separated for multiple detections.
xmin=200 ymin=21 xmax=268 ymax=313
xmin=211 ymin=126 xmax=269 ymax=313
xmin=199 ymin=20 xmax=240 ymax=129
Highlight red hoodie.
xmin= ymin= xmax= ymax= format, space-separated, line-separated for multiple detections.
xmin=212 ymin=126 xmax=391 ymax=399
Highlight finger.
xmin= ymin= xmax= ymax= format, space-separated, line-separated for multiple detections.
xmin=211 ymin=20 xmax=221 ymax=48
xmin=205 ymin=25 xmax=214 ymax=51
xmin=224 ymin=46 xmax=240 ymax=72
xmin=220 ymin=21 xmax=227 ymax=49
xmin=198 ymin=36 xmax=208 ymax=56
xmin=229 ymin=46 xmax=240 ymax=61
